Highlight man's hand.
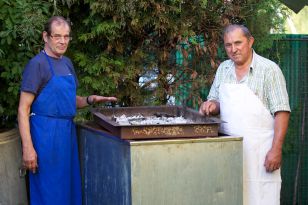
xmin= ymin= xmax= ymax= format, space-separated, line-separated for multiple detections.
xmin=22 ymin=145 xmax=38 ymax=173
xmin=199 ymin=100 xmax=220 ymax=116
xmin=264 ymin=147 xmax=282 ymax=172
xmin=89 ymin=95 xmax=117 ymax=104
xmin=76 ymin=95 xmax=118 ymax=108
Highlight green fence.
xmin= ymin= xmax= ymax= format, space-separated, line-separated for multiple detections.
xmin=174 ymin=36 xmax=222 ymax=108
xmin=273 ymin=35 xmax=308 ymax=205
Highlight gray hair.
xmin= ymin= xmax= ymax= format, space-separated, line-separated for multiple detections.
xmin=44 ymin=16 xmax=71 ymax=35
xmin=223 ymin=24 xmax=252 ymax=39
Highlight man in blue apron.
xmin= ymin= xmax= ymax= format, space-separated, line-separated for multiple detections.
xmin=18 ymin=16 xmax=117 ymax=204
xmin=199 ymin=24 xmax=290 ymax=205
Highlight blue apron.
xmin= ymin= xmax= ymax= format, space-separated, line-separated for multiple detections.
xmin=29 ymin=51 xmax=82 ymax=205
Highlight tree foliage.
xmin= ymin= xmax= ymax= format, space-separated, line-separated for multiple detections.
xmin=69 ymin=0 xmax=288 ymax=108
xmin=0 ymin=0 xmax=288 ymax=128
xmin=0 ymin=0 xmax=51 ymax=129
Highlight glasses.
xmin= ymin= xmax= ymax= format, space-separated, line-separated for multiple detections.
xmin=49 ymin=34 xmax=72 ymax=41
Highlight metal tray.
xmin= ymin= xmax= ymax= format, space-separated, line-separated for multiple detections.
xmin=91 ymin=105 xmax=221 ymax=140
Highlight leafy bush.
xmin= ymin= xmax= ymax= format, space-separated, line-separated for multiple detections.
xmin=0 ymin=0 xmax=50 ymax=129
xmin=68 ymin=0 xmax=288 ymax=108
xmin=0 ymin=0 xmax=288 ymax=127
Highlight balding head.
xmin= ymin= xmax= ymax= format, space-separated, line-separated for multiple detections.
xmin=44 ymin=16 xmax=71 ymax=36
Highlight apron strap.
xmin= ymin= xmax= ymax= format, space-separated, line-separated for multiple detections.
xmin=42 ymin=50 xmax=55 ymax=76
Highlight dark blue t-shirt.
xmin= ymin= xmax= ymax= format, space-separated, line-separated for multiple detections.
xmin=21 ymin=51 xmax=78 ymax=95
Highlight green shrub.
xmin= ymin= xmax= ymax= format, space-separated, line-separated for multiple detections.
xmin=0 ymin=0 xmax=50 ymax=129
xmin=0 ymin=0 xmax=288 ymax=127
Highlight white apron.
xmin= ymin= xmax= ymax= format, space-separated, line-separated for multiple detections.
xmin=219 ymin=83 xmax=281 ymax=205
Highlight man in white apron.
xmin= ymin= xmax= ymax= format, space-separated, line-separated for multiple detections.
xmin=199 ymin=24 xmax=290 ymax=205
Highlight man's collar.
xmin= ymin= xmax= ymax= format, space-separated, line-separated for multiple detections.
xmin=42 ymin=49 xmax=63 ymax=59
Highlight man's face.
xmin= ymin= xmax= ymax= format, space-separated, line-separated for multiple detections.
xmin=223 ymin=28 xmax=254 ymax=66
xmin=43 ymin=22 xmax=71 ymax=58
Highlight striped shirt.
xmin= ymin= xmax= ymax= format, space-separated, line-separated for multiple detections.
xmin=207 ymin=50 xmax=291 ymax=115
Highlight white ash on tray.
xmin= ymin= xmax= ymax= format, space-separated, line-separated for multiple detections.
xmin=113 ymin=114 xmax=193 ymax=125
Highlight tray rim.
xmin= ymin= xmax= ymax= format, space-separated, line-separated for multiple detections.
xmin=91 ymin=105 xmax=222 ymax=127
